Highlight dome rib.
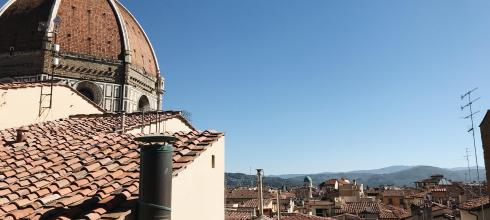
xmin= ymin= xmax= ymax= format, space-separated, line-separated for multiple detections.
xmin=44 ymin=0 xmax=62 ymax=37
xmin=107 ymin=0 xmax=130 ymax=62
xmin=0 ymin=0 xmax=16 ymax=17
xmin=115 ymin=0 xmax=160 ymax=76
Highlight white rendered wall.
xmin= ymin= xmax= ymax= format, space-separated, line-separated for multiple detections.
xmin=126 ymin=117 xmax=194 ymax=134
xmin=172 ymin=137 xmax=225 ymax=220
xmin=0 ymin=86 xmax=103 ymax=129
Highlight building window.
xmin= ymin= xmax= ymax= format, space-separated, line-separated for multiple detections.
xmin=212 ymin=155 xmax=215 ymax=168
xmin=315 ymin=209 xmax=324 ymax=217
xmin=105 ymin=85 xmax=112 ymax=97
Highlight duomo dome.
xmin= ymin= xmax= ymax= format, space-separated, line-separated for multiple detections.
xmin=0 ymin=0 xmax=164 ymax=112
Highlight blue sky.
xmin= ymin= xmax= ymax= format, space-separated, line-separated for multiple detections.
xmin=115 ymin=0 xmax=490 ymax=175
xmin=76 ymin=0 xmax=490 ymax=174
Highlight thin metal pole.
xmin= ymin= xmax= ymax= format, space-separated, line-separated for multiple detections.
xmin=468 ymin=93 xmax=484 ymax=219
xmin=149 ymin=111 xmax=152 ymax=134
xmin=49 ymin=30 xmax=58 ymax=108
xmin=156 ymin=111 xmax=160 ymax=133
xmin=277 ymin=189 xmax=281 ymax=220
xmin=465 ymin=148 xmax=472 ymax=183
xmin=461 ymin=88 xmax=484 ymax=219
xmin=141 ymin=109 xmax=145 ymax=133
xmin=120 ymin=112 xmax=125 ymax=134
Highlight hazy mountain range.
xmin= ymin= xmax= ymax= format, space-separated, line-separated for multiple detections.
xmin=226 ymin=165 xmax=486 ymax=188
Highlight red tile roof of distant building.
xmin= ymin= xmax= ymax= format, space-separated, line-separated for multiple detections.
xmin=227 ymin=189 xmax=274 ymax=200
xmin=238 ymin=199 xmax=273 ymax=208
xmin=382 ymin=190 xmax=405 ymax=197
xmin=226 ymin=210 xmax=254 ymax=220
xmin=460 ymin=196 xmax=490 ymax=211
xmin=281 ymin=213 xmax=335 ymax=220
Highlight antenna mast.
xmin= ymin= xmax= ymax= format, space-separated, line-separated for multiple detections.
xmin=460 ymin=87 xmax=484 ymax=218
xmin=464 ymin=148 xmax=472 ymax=183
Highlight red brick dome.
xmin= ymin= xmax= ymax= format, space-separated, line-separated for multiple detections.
xmin=0 ymin=0 xmax=160 ymax=77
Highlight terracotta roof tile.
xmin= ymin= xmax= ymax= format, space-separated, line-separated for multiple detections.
xmin=281 ymin=213 xmax=335 ymax=220
xmin=0 ymin=111 xmax=223 ymax=219
xmin=225 ymin=210 xmax=254 ymax=220
xmin=460 ymin=196 xmax=490 ymax=210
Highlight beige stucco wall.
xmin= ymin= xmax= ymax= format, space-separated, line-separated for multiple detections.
xmin=172 ymin=136 xmax=225 ymax=220
xmin=126 ymin=117 xmax=194 ymax=134
xmin=0 ymin=86 xmax=103 ymax=129
xmin=460 ymin=210 xmax=478 ymax=220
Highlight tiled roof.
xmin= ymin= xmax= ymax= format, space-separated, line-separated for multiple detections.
xmin=227 ymin=189 xmax=274 ymax=200
xmin=338 ymin=178 xmax=350 ymax=185
xmin=405 ymin=190 xmax=425 ymax=199
xmin=382 ymin=190 xmax=405 ymax=197
xmin=226 ymin=210 xmax=254 ymax=220
xmin=460 ymin=196 xmax=490 ymax=211
xmin=322 ymin=179 xmax=338 ymax=186
xmin=430 ymin=187 xmax=447 ymax=192
xmin=336 ymin=202 xmax=411 ymax=219
xmin=281 ymin=213 xmax=335 ymax=220
xmin=69 ymin=110 xmax=195 ymax=132
xmin=381 ymin=205 xmax=411 ymax=219
xmin=307 ymin=200 xmax=334 ymax=206
xmin=238 ymin=199 xmax=273 ymax=208
xmin=0 ymin=82 xmax=58 ymax=90
xmin=0 ymin=112 xmax=223 ymax=219
xmin=280 ymin=192 xmax=295 ymax=200
xmin=339 ymin=202 xmax=381 ymax=214
xmin=332 ymin=213 xmax=361 ymax=219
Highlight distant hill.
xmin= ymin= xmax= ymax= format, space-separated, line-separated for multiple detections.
xmin=270 ymin=166 xmax=414 ymax=179
xmin=347 ymin=165 xmax=415 ymax=174
xmin=226 ymin=165 xmax=486 ymax=188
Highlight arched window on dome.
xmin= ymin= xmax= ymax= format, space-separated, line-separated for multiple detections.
xmin=75 ymin=81 xmax=102 ymax=105
xmin=138 ymin=95 xmax=150 ymax=112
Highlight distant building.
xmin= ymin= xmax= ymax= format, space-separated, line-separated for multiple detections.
xmin=459 ymin=197 xmax=490 ymax=220
xmin=338 ymin=180 xmax=364 ymax=203
xmin=479 ymin=110 xmax=490 ymax=198
xmin=381 ymin=190 xmax=406 ymax=208
xmin=319 ymin=178 xmax=363 ymax=203
xmin=415 ymin=175 xmax=451 ymax=189
xmin=307 ymin=200 xmax=334 ymax=217
xmin=226 ymin=188 xmax=274 ymax=204
xmin=334 ymin=201 xmax=411 ymax=219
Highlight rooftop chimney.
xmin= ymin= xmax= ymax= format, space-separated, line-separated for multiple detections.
xmin=135 ymin=135 xmax=176 ymax=220
xmin=257 ymin=169 xmax=265 ymax=217
xmin=16 ymin=126 xmax=28 ymax=142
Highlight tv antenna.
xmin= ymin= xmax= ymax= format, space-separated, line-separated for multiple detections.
xmin=464 ymin=148 xmax=472 ymax=183
xmin=460 ymin=87 xmax=484 ymax=218
xmin=181 ymin=110 xmax=192 ymax=122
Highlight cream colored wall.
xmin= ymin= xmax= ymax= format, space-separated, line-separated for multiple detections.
xmin=0 ymin=86 xmax=103 ymax=129
xmin=126 ymin=117 xmax=194 ymax=134
xmin=172 ymin=136 xmax=225 ymax=220
xmin=460 ymin=210 xmax=478 ymax=220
